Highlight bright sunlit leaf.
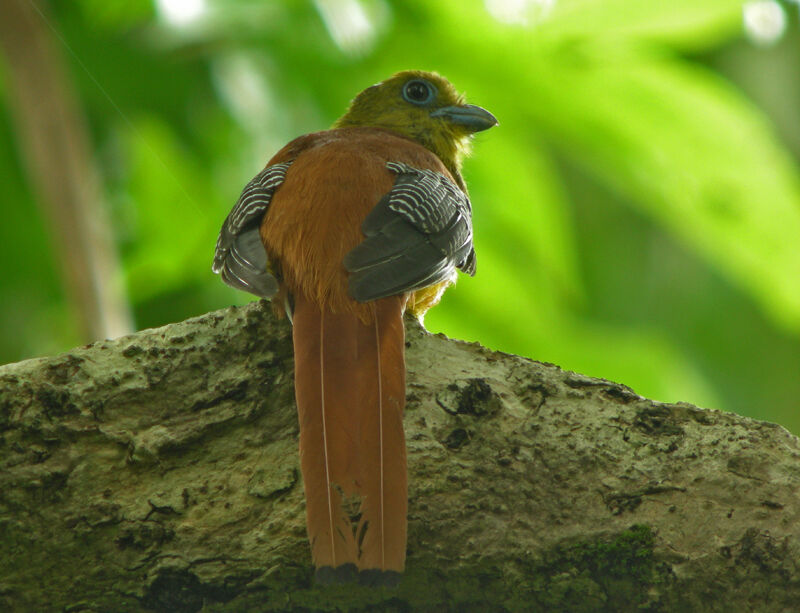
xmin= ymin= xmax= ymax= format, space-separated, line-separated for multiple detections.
xmin=155 ymin=0 xmax=207 ymax=26
xmin=742 ymin=0 xmax=787 ymax=45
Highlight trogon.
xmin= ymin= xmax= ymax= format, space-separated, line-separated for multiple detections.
xmin=213 ymin=70 xmax=496 ymax=585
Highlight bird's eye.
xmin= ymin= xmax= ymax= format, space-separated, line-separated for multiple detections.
xmin=402 ymin=80 xmax=436 ymax=106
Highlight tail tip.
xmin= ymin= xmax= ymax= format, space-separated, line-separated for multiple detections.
xmin=314 ymin=563 xmax=358 ymax=585
xmin=313 ymin=565 xmax=403 ymax=588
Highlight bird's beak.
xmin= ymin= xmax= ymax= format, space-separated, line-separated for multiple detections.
xmin=430 ymin=104 xmax=498 ymax=133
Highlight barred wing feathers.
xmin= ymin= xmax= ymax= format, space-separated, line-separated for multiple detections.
xmin=344 ymin=162 xmax=476 ymax=302
xmin=212 ymin=162 xmax=292 ymax=297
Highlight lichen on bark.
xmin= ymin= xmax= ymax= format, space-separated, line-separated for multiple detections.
xmin=1 ymin=301 xmax=799 ymax=611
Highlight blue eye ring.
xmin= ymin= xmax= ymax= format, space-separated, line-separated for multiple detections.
xmin=402 ymin=79 xmax=436 ymax=106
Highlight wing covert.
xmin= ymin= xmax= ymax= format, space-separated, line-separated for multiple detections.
xmin=212 ymin=162 xmax=292 ymax=297
xmin=344 ymin=161 xmax=476 ymax=302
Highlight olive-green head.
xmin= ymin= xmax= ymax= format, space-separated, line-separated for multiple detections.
xmin=334 ymin=70 xmax=497 ymax=172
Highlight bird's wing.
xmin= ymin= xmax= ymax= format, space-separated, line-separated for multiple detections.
xmin=343 ymin=161 xmax=476 ymax=302
xmin=212 ymin=162 xmax=292 ymax=297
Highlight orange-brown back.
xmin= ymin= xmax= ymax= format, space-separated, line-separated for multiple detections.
xmin=260 ymin=126 xmax=455 ymax=320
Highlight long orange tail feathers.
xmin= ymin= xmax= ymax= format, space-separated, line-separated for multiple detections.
xmin=291 ymin=292 xmax=407 ymax=585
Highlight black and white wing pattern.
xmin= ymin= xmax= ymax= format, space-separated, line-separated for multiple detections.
xmin=343 ymin=161 xmax=476 ymax=302
xmin=212 ymin=162 xmax=292 ymax=297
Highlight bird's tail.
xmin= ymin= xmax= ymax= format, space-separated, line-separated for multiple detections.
xmin=292 ymin=291 xmax=407 ymax=585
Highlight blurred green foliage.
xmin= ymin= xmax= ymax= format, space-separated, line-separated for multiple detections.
xmin=1 ymin=0 xmax=798 ymax=432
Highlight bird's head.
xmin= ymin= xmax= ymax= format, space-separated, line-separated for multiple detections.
xmin=334 ymin=70 xmax=497 ymax=173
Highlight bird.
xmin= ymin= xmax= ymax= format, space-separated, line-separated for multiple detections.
xmin=212 ymin=70 xmax=496 ymax=586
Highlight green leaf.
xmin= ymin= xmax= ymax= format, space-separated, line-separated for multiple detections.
xmin=539 ymin=0 xmax=744 ymax=49
xmin=118 ymin=117 xmax=220 ymax=302
xmin=468 ymin=131 xmax=583 ymax=302
xmin=526 ymin=50 xmax=800 ymax=332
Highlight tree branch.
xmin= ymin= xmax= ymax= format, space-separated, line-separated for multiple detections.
xmin=1 ymin=302 xmax=798 ymax=611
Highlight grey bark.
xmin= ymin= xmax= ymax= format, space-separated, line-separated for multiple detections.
xmin=0 ymin=301 xmax=798 ymax=612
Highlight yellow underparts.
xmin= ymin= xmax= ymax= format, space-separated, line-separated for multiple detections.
xmin=408 ymin=280 xmax=453 ymax=321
